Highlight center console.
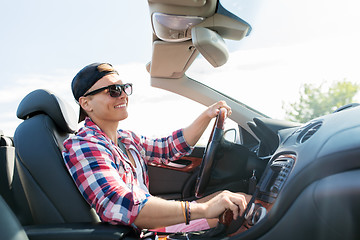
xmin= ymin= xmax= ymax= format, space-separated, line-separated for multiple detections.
xmin=229 ymin=153 xmax=297 ymax=234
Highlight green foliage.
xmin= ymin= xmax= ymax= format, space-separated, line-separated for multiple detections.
xmin=283 ymin=80 xmax=360 ymax=123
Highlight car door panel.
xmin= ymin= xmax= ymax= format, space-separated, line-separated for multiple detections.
xmin=148 ymin=147 xmax=204 ymax=200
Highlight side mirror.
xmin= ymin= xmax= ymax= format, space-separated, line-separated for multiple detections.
xmin=191 ymin=26 xmax=229 ymax=67
xmin=224 ymin=128 xmax=237 ymax=143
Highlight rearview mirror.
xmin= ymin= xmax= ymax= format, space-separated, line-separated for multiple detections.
xmin=191 ymin=26 xmax=229 ymax=67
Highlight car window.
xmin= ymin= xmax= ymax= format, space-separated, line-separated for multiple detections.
xmin=187 ymin=0 xmax=360 ymax=121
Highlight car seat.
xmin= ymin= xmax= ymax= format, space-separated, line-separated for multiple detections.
xmin=13 ymin=89 xmax=100 ymax=224
xmin=0 ymin=192 xmax=137 ymax=240
xmin=0 ymin=130 xmax=33 ymax=225
xmin=0 ymin=130 xmax=15 ymax=208
xmin=0 ymin=195 xmax=29 ymax=240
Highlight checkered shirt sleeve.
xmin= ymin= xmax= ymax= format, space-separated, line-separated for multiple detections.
xmin=119 ymin=128 xmax=193 ymax=165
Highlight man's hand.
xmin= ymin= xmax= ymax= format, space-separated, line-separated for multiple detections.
xmin=198 ymin=191 xmax=251 ymax=220
xmin=205 ymin=101 xmax=232 ymax=119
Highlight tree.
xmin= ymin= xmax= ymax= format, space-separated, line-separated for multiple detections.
xmin=283 ymin=80 xmax=360 ymax=123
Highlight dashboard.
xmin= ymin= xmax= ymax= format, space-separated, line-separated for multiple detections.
xmin=230 ymin=105 xmax=360 ymax=239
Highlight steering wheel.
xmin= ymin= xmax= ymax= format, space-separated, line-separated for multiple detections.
xmin=195 ymin=107 xmax=227 ymax=198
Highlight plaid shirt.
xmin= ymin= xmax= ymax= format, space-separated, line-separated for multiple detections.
xmin=62 ymin=117 xmax=192 ymax=228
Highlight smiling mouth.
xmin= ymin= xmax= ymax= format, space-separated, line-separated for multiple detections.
xmin=114 ymin=103 xmax=127 ymax=109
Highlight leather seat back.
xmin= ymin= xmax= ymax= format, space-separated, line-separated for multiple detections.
xmin=14 ymin=89 xmax=99 ymax=224
xmin=0 ymin=130 xmax=33 ymax=225
xmin=0 ymin=195 xmax=28 ymax=240
xmin=0 ymin=130 xmax=15 ymax=207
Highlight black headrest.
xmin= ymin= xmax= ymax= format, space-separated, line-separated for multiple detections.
xmin=16 ymin=89 xmax=77 ymax=133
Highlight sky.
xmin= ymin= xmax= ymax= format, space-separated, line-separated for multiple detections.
xmin=1 ymin=0 xmax=360 ymax=138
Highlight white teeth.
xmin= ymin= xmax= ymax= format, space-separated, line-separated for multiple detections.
xmin=115 ymin=104 xmax=126 ymax=108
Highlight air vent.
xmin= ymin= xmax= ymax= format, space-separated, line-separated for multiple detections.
xmin=299 ymin=121 xmax=322 ymax=143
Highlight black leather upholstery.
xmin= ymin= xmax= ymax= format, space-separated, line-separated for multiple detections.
xmin=16 ymin=89 xmax=77 ymax=133
xmin=0 ymin=195 xmax=28 ymax=240
xmin=0 ymin=194 xmax=136 ymax=240
xmin=0 ymin=130 xmax=15 ymax=208
xmin=0 ymin=130 xmax=33 ymax=225
xmin=14 ymin=89 xmax=99 ymax=224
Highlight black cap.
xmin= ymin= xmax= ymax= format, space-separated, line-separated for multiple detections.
xmin=71 ymin=63 xmax=118 ymax=122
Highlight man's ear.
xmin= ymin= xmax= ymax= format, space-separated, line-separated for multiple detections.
xmin=78 ymin=96 xmax=92 ymax=112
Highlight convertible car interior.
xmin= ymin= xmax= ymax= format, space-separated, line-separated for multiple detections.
xmin=1 ymin=0 xmax=359 ymax=240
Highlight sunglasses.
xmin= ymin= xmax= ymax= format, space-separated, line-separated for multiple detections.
xmin=83 ymin=83 xmax=133 ymax=98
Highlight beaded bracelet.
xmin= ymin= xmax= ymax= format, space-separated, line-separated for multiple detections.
xmin=185 ymin=201 xmax=191 ymax=225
